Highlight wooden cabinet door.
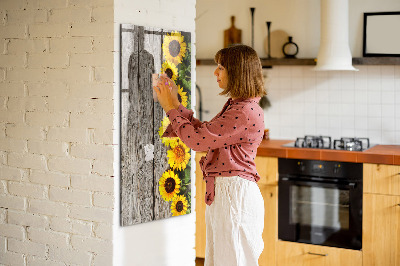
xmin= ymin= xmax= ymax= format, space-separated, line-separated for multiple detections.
xmin=363 ymin=193 xmax=400 ymax=266
xmin=255 ymin=156 xmax=278 ymax=186
xmin=277 ymin=241 xmax=362 ymax=266
xmin=259 ymin=185 xmax=278 ymax=266
xmin=195 ymin=152 xmax=207 ymax=258
xmin=364 ymin=164 xmax=400 ymax=196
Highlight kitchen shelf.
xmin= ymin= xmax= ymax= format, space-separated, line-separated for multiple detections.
xmin=196 ymin=57 xmax=400 ymax=67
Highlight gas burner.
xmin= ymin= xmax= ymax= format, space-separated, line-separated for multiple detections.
xmin=295 ymin=135 xmax=332 ymax=149
xmin=333 ymin=137 xmax=370 ymax=151
xmin=283 ymin=136 xmax=372 ymax=151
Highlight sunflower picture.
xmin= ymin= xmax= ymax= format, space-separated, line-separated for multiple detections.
xmin=158 ymin=116 xmax=178 ymax=147
xmin=161 ymin=61 xmax=178 ymax=81
xmin=162 ymin=31 xmax=187 ymax=65
xmin=177 ymin=85 xmax=188 ymax=108
xmin=167 ymin=139 xmax=191 ymax=171
xmin=120 ymin=25 xmax=192 ymax=226
xmin=171 ymin=195 xmax=189 ymax=216
xmin=159 ymin=169 xmax=181 ymax=202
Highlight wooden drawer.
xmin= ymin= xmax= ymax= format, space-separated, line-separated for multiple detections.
xmin=364 ymin=164 xmax=400 ymax=196
xmin=277 ymin=241 xmax=362 ymax=266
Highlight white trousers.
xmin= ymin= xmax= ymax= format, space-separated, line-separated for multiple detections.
xmin=205 ymin=176 xmax=264 ymax=266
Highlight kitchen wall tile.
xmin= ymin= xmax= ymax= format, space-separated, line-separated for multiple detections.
xmin=382 ymin=90 xmax=395 ymax=104
xmin=368 ymin=117 xmax=381 ymax=131
xmin=316 ymin=116 xmax=330 ymax=128
xmin=354 ymin=117 xmax=368 ymax=130
xmin=367 ymin=91 xmax=381 ymax=105
xmin=315 ymin=70 xmax=328 ymax=79
xmin=316 ymin=103 xmax=329 ymax=116
xmin=279 ymin=67 xmax=292 ymax=78
xmin=367 ymin=104 xmax=381 ymax=118
xmin=328 ymin=87 xmax=341 ymax=103
xmin=292 ymin=77 xmax=304 ymax=90
xmin=303 ymin=67 xmax=316 ymax=78
xmin=316 ymin=89 xmax=329 ymax=103
xmin=396 ymin=131 xmax=400 ymax=144
xmin=381 ymin=65 xmax=395 ymax=78
xmin=355 ymin=104 xmax=368 ymax=117
xmin=367 ymin=78 xmax=381 ymax=91
xmin=329 ymin=103 xmax=341 ymax=116
xmin=304 ymin=102 xmax=316 ymax=115
xmin=381 ymin=131 xmax=396 ymax=144
xmin=354 ymin=90 xmax=367 ymax=104
xmin=342 ymin=128 xmax=355 ymax=137
xmin=367 ymin=129 xmax=382 ymax=143
xmin=304 ymin=88 xmax=316 ymax=103
xmin=341 ymin=104 xmax=355 ymax=116
xmin=341 ymin=89 xmax=355 ymax=104
xmin=291 ymin=67 xmax=303 ymax=78
xmin=341 ymin=117 xmax=355 ymax=129
xmin=329 ymin=116 xmax=341 ymax=129
xmin=394 ymin=66 xmax=400 ymax=78
xmin=279 ymin=78 xmax=291 ymax=90
xmin=381 ymin=104 xmax=395 ymax=118
xmin=382 ymin=117 xmax=396 ymax=131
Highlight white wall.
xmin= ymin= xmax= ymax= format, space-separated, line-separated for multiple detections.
xmin=113 ymin=1 xmax=197 ymax=266
xmin=196 ymin=0 xmax=400 ymax=145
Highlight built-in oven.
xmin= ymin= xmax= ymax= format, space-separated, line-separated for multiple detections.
xmin=278 ymin=158 xmax=363 ymax=250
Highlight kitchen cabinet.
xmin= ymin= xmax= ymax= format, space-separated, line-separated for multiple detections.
xmin=363 ymin=163 xmax=400 ymax=196
xmin=363 ymin=163 xmax=400 ymax=266
xmin=195 ymin=153 xmax=279 ymax=265
xmin=259 ymin=184 xmax=278 ymax=266
xmin=363 ymin=193 xmax=400 ymax=266
xmin=276 ymin=241 xmax=362 ymax=266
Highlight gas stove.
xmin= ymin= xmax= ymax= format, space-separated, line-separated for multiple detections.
xmin=283 ymin=135 xmax=373 ymax=151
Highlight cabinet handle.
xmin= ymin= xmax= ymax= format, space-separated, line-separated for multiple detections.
xmin=307 ymin=252 xmax=328 ymax=256
xmin=397 ymin=204 xmax=400 ymax=207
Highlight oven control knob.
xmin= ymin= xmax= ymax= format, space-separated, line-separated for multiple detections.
xmin=334 ymin=164 xmax=341 ymax=174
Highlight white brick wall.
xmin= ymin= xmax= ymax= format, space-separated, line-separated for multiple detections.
xmin=0 ymin=0 xmax=114 ymax=265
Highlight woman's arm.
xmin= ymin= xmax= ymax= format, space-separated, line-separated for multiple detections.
xmin=164 ymin=107 xmax=249 ymax=152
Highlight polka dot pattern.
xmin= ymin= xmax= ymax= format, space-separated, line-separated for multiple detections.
xmin=162 ymin=97 xmax=265 ymax=205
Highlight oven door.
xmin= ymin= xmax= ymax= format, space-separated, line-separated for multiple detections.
xmin=278 ymin=176 xmax=362 ymax=250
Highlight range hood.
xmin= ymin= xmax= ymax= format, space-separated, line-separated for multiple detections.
xmin=314 ymin=0 xmax=358 ymax=71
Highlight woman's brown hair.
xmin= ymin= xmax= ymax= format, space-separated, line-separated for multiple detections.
xmin=214 ymin=44 xmax=266 ymax=99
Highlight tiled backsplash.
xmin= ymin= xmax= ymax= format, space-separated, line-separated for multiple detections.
xmin=196 ymin=65 xmax=400 ymax=145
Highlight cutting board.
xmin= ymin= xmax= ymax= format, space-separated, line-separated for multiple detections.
xmin=224 ymin=16 xmax=242 ymax=48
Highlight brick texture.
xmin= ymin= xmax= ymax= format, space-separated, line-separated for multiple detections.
xmin=0 ymin=0 xmax=114 ymax=264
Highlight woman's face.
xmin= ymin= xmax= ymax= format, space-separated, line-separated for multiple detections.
xmin=214 ymin=64 xmax=228 ymax=89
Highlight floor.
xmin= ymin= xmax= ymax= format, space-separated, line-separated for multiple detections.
xmin=195 ymin=257 xmax=205 ymax=266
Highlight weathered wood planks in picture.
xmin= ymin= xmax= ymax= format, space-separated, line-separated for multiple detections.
xmin=120 ymin=24 xmax=192 ymax=226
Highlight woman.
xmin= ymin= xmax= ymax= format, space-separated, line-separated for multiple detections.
xmin=154 ymin=44 xmax=266 ymax=266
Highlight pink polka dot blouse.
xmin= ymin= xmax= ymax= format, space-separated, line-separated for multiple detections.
xmin=162 ymin=97 xmax=265 ymax=205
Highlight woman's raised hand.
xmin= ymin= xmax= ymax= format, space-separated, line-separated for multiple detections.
xmin=153 ymin=75 xmax=178 ymax=113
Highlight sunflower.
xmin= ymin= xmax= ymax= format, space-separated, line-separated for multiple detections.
xmin=163 ymin=31 xmax=187 ymax=65
xmin=171 ymin=195 xmax=189 ymax=216
xmin=177 ymin=85 xmax=188 ymax=108
xmin=159 ymin=170 xmax=181 ymax=202
xmin=161 ymin=61 xmax=178 ymax=82
xmin=158 ymin=116 xmax=179 ymax=147
xmin=167 ymin=139 xmax=191 ymax=171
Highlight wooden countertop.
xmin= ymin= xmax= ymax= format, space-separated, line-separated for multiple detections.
xmin=257 ymin=139 xmax=400 ymax=165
